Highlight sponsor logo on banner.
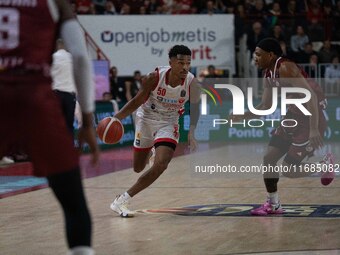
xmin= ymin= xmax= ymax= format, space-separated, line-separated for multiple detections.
xmin=78 ymin=15 xmax=235 ymax=75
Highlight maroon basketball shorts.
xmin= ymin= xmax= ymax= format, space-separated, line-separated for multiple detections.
xmin=269 ymin=110 xmax=327 ymax=165
xmin=0 ymin=81 xmax=79 ymax=176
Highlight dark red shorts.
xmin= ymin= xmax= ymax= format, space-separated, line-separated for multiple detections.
xmin=269 ymin=110 xmax=327 ymax=164
xmin=0 ymin=82 xmax=79 ymax=176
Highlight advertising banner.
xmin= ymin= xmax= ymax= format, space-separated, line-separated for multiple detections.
xmin=78 ymin=15 xmax=235 ymax=76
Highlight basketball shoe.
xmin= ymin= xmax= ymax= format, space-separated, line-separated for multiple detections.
xmin=110 ymin=195 xmax=134 ymax=218
xmin=321 ymin=152 xmax=335 ymax=186
xmin=251 ymin=200 xmax=283 ymax=216
xmin=0 ymin=156 xmax=14 ymax=166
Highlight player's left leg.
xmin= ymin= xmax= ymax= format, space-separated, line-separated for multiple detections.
xmin=281 ymin=145 xmax=335 ymax=185
xmin=111 ymin=122 xmax=178 ymax=218
xmin=280 ymin=111 xmax=335 ymax=185
xmin=25 ymin=85 xmax=93 ymax=253
xmin=251 ymin=143 xmax=286 ymax=216
xmin=111 ymin=143 xmax=175 ymax=217
xmin=127 ymin=143 xmax=175 ymax=197
xmin=47 ymin=168 xmax=94 ymax=255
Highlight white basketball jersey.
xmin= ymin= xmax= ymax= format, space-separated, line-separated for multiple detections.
xmin=137 ymin=66 xmax=194 ymax=123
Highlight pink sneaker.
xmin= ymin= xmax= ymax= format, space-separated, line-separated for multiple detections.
xmin=251 ymin=201 xmax=283 ymax=216
xmin=321 ymin=153 xmax=335 ymax=186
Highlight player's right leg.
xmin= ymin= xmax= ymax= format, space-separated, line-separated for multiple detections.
xmin=133 ymin=148 xmax=153 ymax=173
xmin=251 ymin=135 xmax=288 ymax=216
xmin=23 ymin=84 xmax=94 ymax=253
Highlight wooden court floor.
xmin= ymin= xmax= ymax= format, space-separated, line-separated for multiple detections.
xmin=1 ymin=142 xmax=339 ymax=255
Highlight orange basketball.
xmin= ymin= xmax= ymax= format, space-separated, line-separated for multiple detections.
xmin=96 ymin=117 xmax=124 ymax=144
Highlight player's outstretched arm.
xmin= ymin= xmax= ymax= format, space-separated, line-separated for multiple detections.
xmin=114 ymin=71 xmax=157 ymax=120
xmin=57 ymin=0 xmax=100 ymax=165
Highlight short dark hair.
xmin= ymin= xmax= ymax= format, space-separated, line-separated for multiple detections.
xmin=168 ymin=45 xmax=191 ymax=58
xmin=257 ymin=38 xmax=283 ymax=56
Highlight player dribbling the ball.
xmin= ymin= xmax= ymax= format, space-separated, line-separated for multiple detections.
xmin=110 ymin=45 xmax=201 ymax=217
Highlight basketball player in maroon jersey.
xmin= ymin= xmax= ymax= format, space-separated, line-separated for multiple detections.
xmin=0 ymin=0 xmax=99 ymax=254
xmin=231 ymin=38 xmax=335 ymax=216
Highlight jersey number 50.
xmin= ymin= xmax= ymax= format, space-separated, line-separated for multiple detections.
xmin=157 ymin=88 xmax=166 ymax=96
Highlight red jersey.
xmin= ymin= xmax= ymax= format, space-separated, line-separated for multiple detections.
xmin=264 ymin=57 xmax=327 ymax=115
xmin=0 ymin=0 xmax=58 ymax=81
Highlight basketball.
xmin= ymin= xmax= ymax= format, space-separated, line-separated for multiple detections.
xmin=96 ymin=117 xmax=124 ymax=144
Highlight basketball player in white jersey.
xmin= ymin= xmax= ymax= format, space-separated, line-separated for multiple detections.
xmin=110 ymin=45 xmax=201 ymax=217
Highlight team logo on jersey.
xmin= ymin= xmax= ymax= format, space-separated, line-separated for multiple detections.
xmin=157 ymin=96 xmax=164 ymax=102
xmin=151 ymin=104 xmax=156 ymax=110
xmin=135 ymin=139 xmax=140 ymax=146
xmin=180 ymin=90 xmax=186 ymax=97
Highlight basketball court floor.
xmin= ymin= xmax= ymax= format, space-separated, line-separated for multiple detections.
xmin=1 ymin=142 xmax=339 ymax=255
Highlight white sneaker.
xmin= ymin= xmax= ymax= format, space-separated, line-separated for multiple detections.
xmin=148 ymin=147 xmax=155 ymax=167
xmin=110 ymin=195 xmax=134 ymax=218
xmin=0 ymin=156 xmax=14 ymax=166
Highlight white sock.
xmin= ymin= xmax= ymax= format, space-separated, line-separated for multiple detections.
xmin=268 ymin=192 xmax=279 ymax=204
xmin=68 ymin=246 xmax=95 ymax=255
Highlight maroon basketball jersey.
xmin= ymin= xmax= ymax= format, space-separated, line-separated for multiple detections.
xmin=264 ymin=57 xmax=327 ymax=114
xmin=0 ymin=0 xmax=58 ymax=80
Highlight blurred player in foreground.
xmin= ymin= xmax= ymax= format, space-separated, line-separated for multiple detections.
xmin=230 ymin=38 xmax=335 ymax=216
xmin=0 ymin=0 xmax=100 ymax=254
xmin=110 ymin=45 xmax=201 ymax=217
